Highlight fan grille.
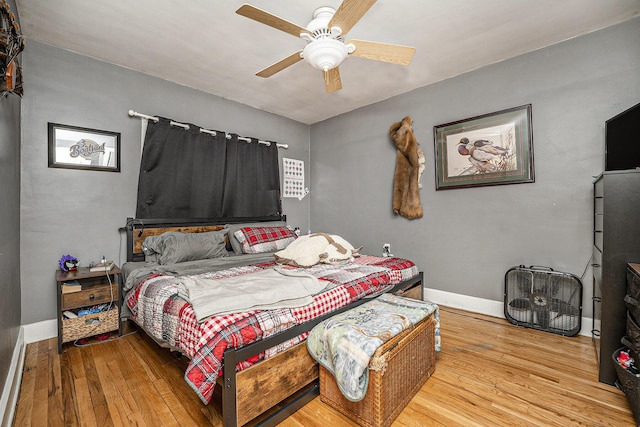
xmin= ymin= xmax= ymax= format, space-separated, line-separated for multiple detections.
xmin=504 ymin=266 xmax=582 ymax=336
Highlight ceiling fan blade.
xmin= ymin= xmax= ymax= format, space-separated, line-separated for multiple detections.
xmin=323 ymin=68 xmax=342 ymax=93
xmin=328 ymin=0 xmax=377 ymax=35
xmin=236 ymin=4 xmax=310 ymax=38
xmin=256 ymin=51 xmax=303 ymax=78
xmin=348 ymin=40 xmax=416 ymax=65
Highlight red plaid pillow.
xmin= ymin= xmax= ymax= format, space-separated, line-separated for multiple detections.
xmin=234 ymin=226 xmax=296 ymax=254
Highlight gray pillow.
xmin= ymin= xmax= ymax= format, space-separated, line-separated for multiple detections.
xmin=142 ymin=229 xmax=229 ymax=265
xmin=225 ymin=221 xmax=286 ymax=254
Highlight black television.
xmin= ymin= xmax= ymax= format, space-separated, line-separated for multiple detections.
xmin=605 ymin=102 xmax=640 ymax=171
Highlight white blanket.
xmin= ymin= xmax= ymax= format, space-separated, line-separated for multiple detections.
xmin=179 ymin=267 xmax=326 ymax=322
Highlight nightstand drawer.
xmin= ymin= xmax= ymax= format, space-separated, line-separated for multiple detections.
xmin=62 ymin=283 xmax=119 ymax=310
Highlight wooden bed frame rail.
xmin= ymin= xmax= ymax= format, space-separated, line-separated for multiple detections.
xmin=221 ymin=272 xmax=424 ymax=427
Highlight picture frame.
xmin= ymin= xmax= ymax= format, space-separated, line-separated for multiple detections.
xmin=48 ymin=123 xmax=121 ymax=172
xmin=433 ymin=105 xmax=534 ymax=190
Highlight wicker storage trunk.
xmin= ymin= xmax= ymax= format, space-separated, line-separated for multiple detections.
xmin=320 ymin=314 xmax=435 ymax=427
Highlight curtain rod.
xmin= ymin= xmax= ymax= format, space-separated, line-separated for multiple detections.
xmin=127 ymin=110 xmax=288 ymax=149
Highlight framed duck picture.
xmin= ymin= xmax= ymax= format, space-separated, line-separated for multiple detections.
xmin=433 ymin=105 xmax=534 ymax=190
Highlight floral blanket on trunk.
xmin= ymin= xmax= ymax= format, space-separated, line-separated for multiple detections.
xmin=306 ymin=293 xmax=439 ymax=401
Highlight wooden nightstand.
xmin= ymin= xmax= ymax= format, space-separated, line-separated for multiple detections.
xmin=55 ymin=266 xmax=122 ymax=353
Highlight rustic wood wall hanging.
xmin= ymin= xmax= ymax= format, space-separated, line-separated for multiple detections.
xmin=0 ymin=0 xmax=25 ymax=97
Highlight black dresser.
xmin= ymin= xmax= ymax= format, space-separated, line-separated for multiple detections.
xmin=592 ymin=169 xmax=640 ymax=385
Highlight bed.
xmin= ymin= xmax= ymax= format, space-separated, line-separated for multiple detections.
xmin=121 ymin=216 xmax=427 ymax=426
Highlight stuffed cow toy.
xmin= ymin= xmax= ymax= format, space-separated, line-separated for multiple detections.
xmin=389 ymin=116 xmax=425 ymax=219
xmin=274 ymin=233 xmax=361 ymax=268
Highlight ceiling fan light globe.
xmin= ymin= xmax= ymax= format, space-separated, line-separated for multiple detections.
xmin=302 ymin=39 xmax=348 ymax=71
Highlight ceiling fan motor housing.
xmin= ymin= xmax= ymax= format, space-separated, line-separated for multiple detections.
xmin=301 ymin=7 xmax=354 ymax=71
xmin=306 ymin=7 xmax=339 ymax=36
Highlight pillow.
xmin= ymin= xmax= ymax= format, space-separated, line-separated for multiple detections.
xmin=225 ymin=221 xmax=287 ymax=254
xmin=274 ymin=233 xmax=361 ymax=268
xmin=233 ymin=226 xmax=297 ymax=254
xmin=141 ymin=229 xmax=229 ymax=265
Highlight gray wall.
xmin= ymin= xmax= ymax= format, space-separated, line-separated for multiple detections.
xmin=0 ymin=0 xmax=21 ymax=405
xmin=310 ymin=17 xmax=640 ymax=317
xmin=20 ymin=41 xmax=310 ymax=325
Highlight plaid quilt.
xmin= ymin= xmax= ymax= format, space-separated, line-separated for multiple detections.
xmin=126 ymin=256 xmax=418 ymax=404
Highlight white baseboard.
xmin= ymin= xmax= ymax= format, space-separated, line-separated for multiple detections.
xmin=22 ymin=319 xmax=57 ymax=344
xmin=423 ymin=288 xmax=593 ymax=337
xmin=1 ymin=327 xmax=25 ymax=427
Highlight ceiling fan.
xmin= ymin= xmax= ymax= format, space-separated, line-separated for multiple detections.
xmin=236 ymin=0 xmax=416 ymax=93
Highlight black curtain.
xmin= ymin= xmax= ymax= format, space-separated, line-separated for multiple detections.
xmin=221 ymin=134 xmax=281 ymax=218
xmin=136 ymin=118 xmax=281 ymax=219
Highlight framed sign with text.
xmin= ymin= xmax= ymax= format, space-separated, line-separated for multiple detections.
xmin=48 ymin=123 xmax=121 ymax=172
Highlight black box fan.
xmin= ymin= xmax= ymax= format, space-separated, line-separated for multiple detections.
xmin=504 ymin=265 xmax=582 ymax=336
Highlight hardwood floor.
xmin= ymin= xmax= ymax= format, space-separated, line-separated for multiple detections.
xmin=12 ymin=307 xmax=637 ymax=426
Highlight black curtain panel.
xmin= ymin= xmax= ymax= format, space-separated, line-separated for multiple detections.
xmin=136 ymin=117 xmax=281 ymax=219
xmin=221 ymin=134 xmax=282 ymax=218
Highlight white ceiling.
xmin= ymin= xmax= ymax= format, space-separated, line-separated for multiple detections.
xmin=15 ymin=0 xmax=640 ymax=125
